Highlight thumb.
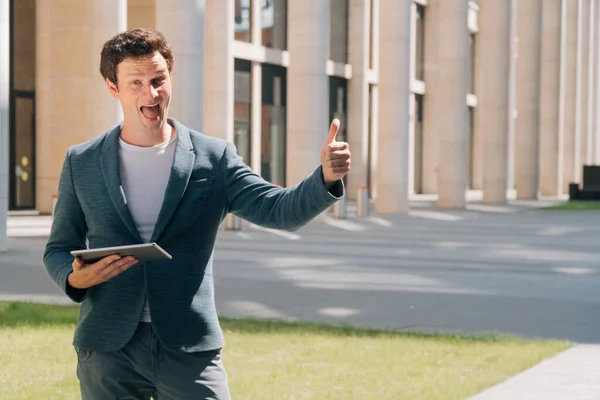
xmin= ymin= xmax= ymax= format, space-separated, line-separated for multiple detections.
xmin=325 ymin=119 xmax=340 ymax=145
xmin=73 ymin=257 xmax=84 ymax=271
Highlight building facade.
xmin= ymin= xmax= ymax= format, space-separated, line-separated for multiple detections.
xmin=2 ymin=0 xmax=600 ymax=222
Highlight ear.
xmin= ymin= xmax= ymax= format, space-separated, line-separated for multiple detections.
xmin=106 ymin=78 xmax=119 ymax=99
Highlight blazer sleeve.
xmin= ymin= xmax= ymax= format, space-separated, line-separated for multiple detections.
xmin=43 ymin=149 xmax=89 ymax=303
xmin=222 ymin=142 xmax=344 ymax=231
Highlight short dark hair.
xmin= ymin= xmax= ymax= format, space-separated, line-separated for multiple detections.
xmin=100 ymin=28 xmax=174 ymax=86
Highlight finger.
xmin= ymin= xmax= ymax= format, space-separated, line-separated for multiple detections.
xmin=331 ymin=166 xmax=350 ymax=174
xmin=95 ymin=254 xmax=122 ymax=270
xmin=326 ymin=151 xmax=351 ymax=161
xmin=97 ymin=255 xmax=134 ymax=273
xmin=330 ymin=149 xmax=351 ymax=157
xmin=328 ymin=158 xmax=351 ymax=168
xmin=327 ymin=147 xmax=350 ymax=155
xmin=327 ymin=142 xmax=349 ymax=151
xmin=114 ymin=258 xmax=139 ymax=278
xmin=72 ymin=257 xmax=85 ymax=271
xmin=102 ymin=267 xmax=121 ymax=282
xmin=326 ymin=154 xmax=351 ymax=164
xmin=112 ymin=258 xmax=139 ymax=278
xmin=102 ymin=258 xmax=139 ymax=281
xmin=325 ymin=119 xmax=340 ymax=145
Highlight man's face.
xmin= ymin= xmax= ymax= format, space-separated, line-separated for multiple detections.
xmin=106 ymin=52 xmax=172 ymax=133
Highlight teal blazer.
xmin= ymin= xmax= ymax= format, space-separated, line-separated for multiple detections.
xmin=43 ymin=118 xmax=343 ymax=353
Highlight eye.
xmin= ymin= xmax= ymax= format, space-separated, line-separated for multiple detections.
xmin=131 ymin=80 xmax=141 ymax=86
xmin=152 ymin=77 xmax=166 ymax=86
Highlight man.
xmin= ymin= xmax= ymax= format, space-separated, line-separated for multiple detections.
xmin=43 ymin=28 xmax=350 ymax=400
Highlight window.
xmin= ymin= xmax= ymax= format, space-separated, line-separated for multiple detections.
xmin=414 ymin=94 xmax=424 ymax=193
xmin=415 ymin=5 xmax=425 ymax=81
xmin=262 ymin=0 xmax=287 ymax=50
xmin=367 ymin=84 xmax=375 ymax=197
xmin=234 ymin=59 xmax=252 ymax=165
xmin=468 ymin=106 xmax=475 ymax=189
xmin=234 ymin=0 xmax=252 ymax=42
xmin=469 ymin=33 xmax=476 ymax=94
xmin=261 ymin=64 xmax=287 ymax=186
xmin=329 ymin=77 xmax=347 ymax=143
xmin=330 ymin=0 xmax=349 ymax=63
xmin=369 ymin=0 xmax=375 ymax=69
xmin=11 ymin=96 xmax=36 ymax=209
xmin=9 ymin=0 xmax=36 ymax=210
xmin=329 ymin=76 xmax=348 ymax=187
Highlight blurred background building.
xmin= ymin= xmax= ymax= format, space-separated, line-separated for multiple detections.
xmin=1 ymin=0 xmax=599 ymax=223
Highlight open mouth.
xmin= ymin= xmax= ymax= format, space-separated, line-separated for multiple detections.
xmin=140 ymin=103 xmax=160 ymax=120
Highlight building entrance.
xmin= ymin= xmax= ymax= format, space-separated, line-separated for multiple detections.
xmin=9 ymin=0 xmax=36 ymax=210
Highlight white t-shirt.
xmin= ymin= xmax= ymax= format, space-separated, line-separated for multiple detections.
xmin=118 ymin=132 xmax=177 ymax=322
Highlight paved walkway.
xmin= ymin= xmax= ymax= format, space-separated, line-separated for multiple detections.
xmin=469 ymin=344 xmax=600 ymax=400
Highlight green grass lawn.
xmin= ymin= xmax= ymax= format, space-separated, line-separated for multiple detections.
xmin=0 ymin=301 xmax=570 ymax=400
xmin=541 ymin=200 xmax=600 ymax=210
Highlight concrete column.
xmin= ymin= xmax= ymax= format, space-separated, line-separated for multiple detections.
xmin=128 ymin=0 xmax=156 ymax=29
xmin=375 ymin=0 xmax=411 ymax=213
xmin=515 ymin=0 xmax=543 ymax=200
xmin=0 ymin=0 xmax=8 ymax=251
xmin=407 ymin=3 xmax=417 ymax=196
xmin=594 ymin=0 xmax=600 ymax=163
xmin=346 ymin=0 xmax=370 ymax=202
xmin=539 ymin=0 xmax=563 ymax=196
xmin=286 ymin=0 xmax=330 ymax=186
xmin=588 ymin=0 xmax=597 ymax=165
xmin=478 ymin=0 xmax=512 ymax=204
xmin=571 ymin=0 xmax=586 ymax=183
xmin=436 ymin=0 xmax=470 ymax=209
xmin=36 ymin=0 xmax=126 ymax=214
xmin=472 ymin=7 xmax=484 ymax=191
xmin=580 ymin=0 xmax=591 ymax=171
xmin=270 ymin=78 xmax=286 ymax=186
xmin=155 ymin=0 xmax=205 ymax=131
xmin=369 ymin=0 xmax=380 ymax=200
xmin=562 ymin=0 xmax=579 ymax=191
xmin=250 ymin=0 xmax=262 ymax=174
xmin=250 ymin=62 xmax=262 ymax=174
xmin=369 ymin=86 xmax=380 ymax=200
xmin=421 ymin=0 xmax=440 ymax=194
xmin=507 ymin=0 xmax=519 ymax=194
xmin=204 ymin=0 xmax=234 ymax=142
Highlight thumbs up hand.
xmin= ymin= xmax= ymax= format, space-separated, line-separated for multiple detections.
xmin=321 ymin=119 xmax=351 ymax=187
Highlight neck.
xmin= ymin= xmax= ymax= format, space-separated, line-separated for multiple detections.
xmin=120 ymin=120 xmax=174 ymax=147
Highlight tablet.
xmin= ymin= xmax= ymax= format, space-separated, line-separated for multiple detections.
xmin=70 ymin=243 xmax=172 ymax=264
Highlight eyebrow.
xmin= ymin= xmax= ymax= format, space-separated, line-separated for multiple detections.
xmin=124 ymin=69 xmax=168 ymax=78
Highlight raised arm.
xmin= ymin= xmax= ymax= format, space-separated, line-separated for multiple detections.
xmin=223 ymin=119 xmax=351 ymax=231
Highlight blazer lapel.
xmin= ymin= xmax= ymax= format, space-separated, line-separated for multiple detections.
xmin=100 ymin=125 xmax=144 ymax=243
xmin=150 ymin=119 xmax=196 ymax=243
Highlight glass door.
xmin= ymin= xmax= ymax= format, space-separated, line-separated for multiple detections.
xmin=9 ymin=0 xmax=36 ymax=210
xmin=234 ymin=59 xmax=252 ymax=166
xmin=10 ymin=92 xmax=36 ymax=210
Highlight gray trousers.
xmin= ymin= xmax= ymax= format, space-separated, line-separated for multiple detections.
xmin=74 ymin=323 xmax=231 ymax=400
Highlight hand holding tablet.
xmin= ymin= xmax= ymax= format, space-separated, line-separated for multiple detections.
xmin=68 ymin=243 xmax=172 ymax=290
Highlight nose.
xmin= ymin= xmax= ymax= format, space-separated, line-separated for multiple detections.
xmin=149 ymin=85 xmax=159 ymax=99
